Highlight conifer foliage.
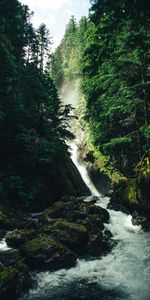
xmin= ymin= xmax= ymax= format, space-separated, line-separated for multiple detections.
xmin=51 ymin=0 xmax=150 ymax=176
xmin=0 ymin=0 xmax=71 ymax=209
xmin=81 ymin=0 xmax=150 ymax=174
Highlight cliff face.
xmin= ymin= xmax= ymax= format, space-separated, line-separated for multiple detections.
xmin=55 ymin=157 xmax=91 ymax=199
xmin=27 ymin=156 xmax=90 ymax=211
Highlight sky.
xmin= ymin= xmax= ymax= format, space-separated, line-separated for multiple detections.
xmin=20 ymin=0 xmax=91 ymax=50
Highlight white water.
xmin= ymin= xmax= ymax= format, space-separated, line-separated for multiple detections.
xmin=20 ymin=141 xmax=150 ymax=300
xmin=70 ymin=141 xmax=100 ymax=197
xmin=0 ymin=237 xmax=11 ymax=251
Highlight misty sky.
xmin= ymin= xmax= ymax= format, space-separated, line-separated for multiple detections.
xmin=20 ymin=0 xmax=91 ymax=50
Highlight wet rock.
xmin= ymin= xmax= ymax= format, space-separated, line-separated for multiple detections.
xmin=88 ymin=167 xmax=111 ymax=195
xmin=0 ymin=247 xmax=32 ymax=299
xmin=40 ymin=219 xmax=88 ymax=253
xmin=81 ymin=215 xmax=105 ymax=231
xmin=87 ymin=231 xmax=107 ymax=256
xmin=83 ymin=195 xmax=98 ymax=204
xmin=20 ymin=235 xmax=77 ymax=271
xmin=40 ymin=199 xmax=110 ymax=230
xmin=38 ymin=197 xmax=111 ymax=258
xmin=87 ymin=204 xmax=110 ymax=223
xmin=0 ymin=263 xmax=32 ymax=300
xmin=109 ymin=157 xmax=150 ymax=226
xmin=84 ymin=151 xmax=95 ymax=164
xmin=86 ymin=227 xmax=112 ymax=256
xmin=108 ymin=201 xmax=130 ymax=215
xmin=6 ymin=229 xmax=36 ymax=249
xmin=105 ymin=189 xmax=113 ymax=197
xmin=57 ymin=157 xmax=91 ymax=198
xmin=103 ymin=229 xmax=113 ymax=239
xmin=0 ymin=249 xmax=21 ymax=268
xmin=17 ymin=217 xmax=38 ymax=230
xmin=132 ymin=211 xmax=150 ymax=231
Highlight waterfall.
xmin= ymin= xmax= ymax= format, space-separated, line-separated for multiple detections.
xmin=19 ymin=82 xmax=150 ymax=300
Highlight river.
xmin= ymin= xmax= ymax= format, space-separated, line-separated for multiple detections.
xmin=17 ymin=138 xmax=150 ymax=300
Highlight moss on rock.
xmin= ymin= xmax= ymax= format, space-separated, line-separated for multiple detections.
xmin=0 ymin=264 xmax=31 ymax=299
xmin=40 ymin=219 xmax=88 ymax=252
xmin=20 ymin=235 xmax=77 ymax=271
xmin=125 ymin=179 xmax=140 ymax=204
xmin=6 ymin=229 xmax=36 ymax=249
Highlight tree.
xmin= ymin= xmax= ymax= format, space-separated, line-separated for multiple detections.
xmin=37 ymin=23 xmax=50 ymax=72
xmin=80 ymin=0 xmax=150 ymax=174
xmin=0 ymin=0 xmax=73 ymax=210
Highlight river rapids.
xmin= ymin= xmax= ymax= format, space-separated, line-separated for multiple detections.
xmin=17 ymin=139 xmax=150 ymax=300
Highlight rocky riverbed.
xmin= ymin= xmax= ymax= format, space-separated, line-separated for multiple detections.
xmin=0 ymin=195 xmax=113 ymax=299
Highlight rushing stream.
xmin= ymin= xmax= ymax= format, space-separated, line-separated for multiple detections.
xmin=18 ymin=139 xmax=150 ymax=300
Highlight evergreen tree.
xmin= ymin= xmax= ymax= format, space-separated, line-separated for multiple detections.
xmin=80 ymin=0 xmax=150 ymax=174
xmin=0 ymin=0 xmax=72 ymax=210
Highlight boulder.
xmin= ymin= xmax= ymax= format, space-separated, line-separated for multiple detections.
xmin=87 ymin=231 xmax=106 ymax=256
xmin=109 ymin=156 xmax=150 ymax=228
xmin=0 ymin=248 xmax=32 ymax=299
xmin=6 ymin=229 xmax=36 ymax=249
xmin=20 ymin=235 xmax=77 ymax=271
xmin=0 ymin=264 xmax=31 ymax=300
xmin=86 ymin=204 xmax=110 ymax=223
xmin=40 ymin=199 xmax=110 ymax=228
xmin=132 ymin=211 xmax=150 ymax=231
xmin=0 ymin=249 xmax=21 ymax=268
xmin=38 ymin=198 xmax=111 ymax=258
xmin=40 ymin=219 xmax=88 ymax=253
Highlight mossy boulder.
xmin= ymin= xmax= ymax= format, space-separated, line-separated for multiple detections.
xmin=87 ymin=231 xmax=105 ymax=256
xmin=40 ymin=199 xmax=109 ymax=228
xmin=86 ymin=204 xmax=110 ymax=223
xmin=0 ymin=249 xmax=21 ymax=268
xmin=109 ymin=156 xmax=150 ymax=229
xmin=108 ymin=178 xmax=139 ymax=214
xmin=0 ymin=264 xmax=31 ymax=299
xmin=38 ymin=197 xmax=111 ymax=257
xmin=40 ymin=219 xmax=88 ymax=253
xmin=20 ymin=235 xmax=77 ymax=271
xmin=6 ymin=229 xmax=36 ymax=249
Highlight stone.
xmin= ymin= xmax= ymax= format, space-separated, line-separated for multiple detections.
xmin=40 ymin=219 xmax=88 ymax=253
xmin=6 ymin=229 xmax=36 ymax=249
xmin=20 ymin=235 xmax=77 ymax=271
xmin=0 ymin=264 xmax=32 ymax=299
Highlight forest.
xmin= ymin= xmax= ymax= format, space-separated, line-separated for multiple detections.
xmin=0 ymin=0 xmax=150 ymax=299
xmin=51 ymin=0 xmax=150 ymax=177
xmin=0 ymin=0 xmax=90 ymax=212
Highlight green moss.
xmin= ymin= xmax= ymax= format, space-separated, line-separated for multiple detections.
xmin=50 ymin=219 xmax=87 ymax=234
xmin=125 ymin=179 xmax=140 ymax=204
xmin=136 ymin=156 xmax=150 ymax=181
xmin=40 ymin=207 xmax=56 ymax=223
xmin=6 ymin=229 xmax=36 ymax=248
xmin=91 ymin=146 xmax=126 ymax=185
xmin=7 ymin=229 xmax=34 ymax=239
xmin=21 ymin=236 xmax=66 ymax=254
xmin=0 ymin=267 xmax=18 ymax=288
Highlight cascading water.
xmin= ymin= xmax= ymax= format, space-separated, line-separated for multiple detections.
xmin=0 ymin=237 xmax=10 ymax=251
xmin=70 ymin=141 xmax=100 ymax=197
xmin=19 ymin=140 xmax=150 ymax=300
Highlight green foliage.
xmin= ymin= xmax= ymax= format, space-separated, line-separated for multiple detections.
xmin=80 ymin=0 xmax=150 ymax=175
xmin=49 ymin=16 xmax=89 ymax=88
xmin=51 ymin=0 xmax=150 ymax=177
xmin=0 ymin=0 xmax=73 ymax=210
